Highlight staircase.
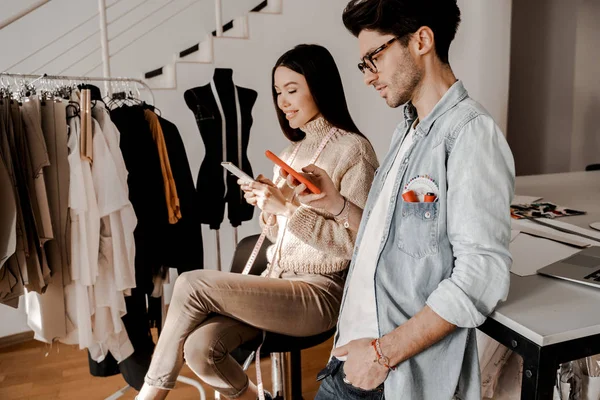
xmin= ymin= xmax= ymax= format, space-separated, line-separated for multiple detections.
xmin=0 ymin=0 xmax=283 ymax=90
xmin=141 ymin=0 xmax=283 ymax=89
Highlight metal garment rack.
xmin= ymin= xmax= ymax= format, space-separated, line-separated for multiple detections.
xmin=0 ymin=72 xmax=155 ymax=105
xmin=0 ymin=71 xmax=204 ymax=399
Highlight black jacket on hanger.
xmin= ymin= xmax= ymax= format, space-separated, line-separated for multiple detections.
xmin=112 ymin=104 xmax=166 ymax=292
xmin=88 ymin=104 xmax=203 ymax=389
xmin=153 ymin=108 xmax=203 ymax=273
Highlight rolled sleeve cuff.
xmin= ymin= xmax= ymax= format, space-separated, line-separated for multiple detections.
xmin=426 ymin=279 xmax=486 ymax=328
xmin=286 ymin=205 xmax=318 ymax=242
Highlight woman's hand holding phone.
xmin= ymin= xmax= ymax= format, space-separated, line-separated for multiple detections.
xmin=239 ymin=175 xmax=299 ymax=218
xmin=281 ymin=164 xmax=345 ymax=215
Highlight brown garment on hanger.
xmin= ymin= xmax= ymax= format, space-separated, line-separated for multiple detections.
xmin=20 ymin=97 xmax=52 ymax=292
xmin=144 ymin=109 xmax=181 ymax=224
xmin=40 ymin=99 xmax=71 ymax=284
xmin=80 ymin=89 xmax=93 ymax=163
xmin=20 ymin=97 xmax=54 ymax=244
xmin=0 ymin=100 xmax=26 ymax=306
xmin=0 ymin=148 xmax=17 ymax=268
xmin=0 ymin=101 xmax=17 ymax=269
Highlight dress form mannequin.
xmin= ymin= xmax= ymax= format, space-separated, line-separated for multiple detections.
xmin=184 ymin=68 xmax=257 ymax=270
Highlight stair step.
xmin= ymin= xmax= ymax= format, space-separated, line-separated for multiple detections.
xmin=179 ymin=44 xmax=198 ymax=59
xmin=212 ymin=15 xmax=249 ymax=39
xmin=140 ymin=0 xmax=281 ymax=90
xmin=175 ymin=34 xmax=213 ymax=64
xmin=250 ymin=0 xmax=269 ymax=12
xmin=212 ymin=19 xmax=233 ymax=37
xmin=254 ymin=0 xmax=282 ymax=14
xmin=144 ymin=67 xmax=163 ymax=80
xmin=143 ymin=63 xmax=176 ymax=90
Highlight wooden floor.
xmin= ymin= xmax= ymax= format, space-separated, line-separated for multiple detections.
xmin=0 ymin=332 xmax=333 ymax=400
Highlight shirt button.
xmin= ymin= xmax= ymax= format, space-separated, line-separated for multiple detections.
xmin=425 ymin=211 xmax=431 ymax=219
xmin=403 ymin=158 xmax=409 ymax=164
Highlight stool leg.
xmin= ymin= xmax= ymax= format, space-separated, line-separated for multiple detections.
xmin=290 ymin=350 xmax=303 ymax=400
xmin=282 ymin=352 xmax=293 ymax=400
xmin=271 ymin=352 xmax=285 ymax=398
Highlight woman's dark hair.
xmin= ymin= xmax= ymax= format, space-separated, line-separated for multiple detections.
xmin=272 ymin=44 xmax=365 ymax=142
xmin=342 ymin=0 xmax=461 ymax=64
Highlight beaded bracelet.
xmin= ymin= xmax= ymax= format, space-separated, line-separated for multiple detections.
xmin=371 ymin=338 xmax=396 ymax=370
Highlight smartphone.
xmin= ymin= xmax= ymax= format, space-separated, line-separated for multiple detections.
xmin=221 ymin=162 xmax=255 ymax=183
xmin=264 ymin=150 xmax=321 ymax=194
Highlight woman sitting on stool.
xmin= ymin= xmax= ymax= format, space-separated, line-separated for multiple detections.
xmin=137 ymin=44 xmax=379 ymax=400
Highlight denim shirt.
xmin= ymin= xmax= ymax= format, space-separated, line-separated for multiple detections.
xmin=334 ymin=81 xmax=515 ymax=400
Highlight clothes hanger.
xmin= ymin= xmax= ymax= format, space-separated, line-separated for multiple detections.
xmin=107 ymin=81 xmax=127 ymax=109
xmin=102 ymin=81 xmax=115 ymax=108
xmin=0 ymin=76 xmax=9 ymax=102
xmin=66 ymin=101 xmax=80 ymax=120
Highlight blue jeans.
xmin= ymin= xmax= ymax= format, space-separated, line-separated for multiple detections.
xmin=315 ymin=358 xmax=384 ymax=400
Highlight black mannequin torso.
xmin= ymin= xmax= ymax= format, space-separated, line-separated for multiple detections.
xmin=184 ymin=68 xmax=257 ymax=229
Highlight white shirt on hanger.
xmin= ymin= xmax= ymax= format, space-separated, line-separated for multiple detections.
xmin=92 ymin=104 xmax=137 ymax=294
xmin=62 ymin=107 xmax=99 ymax=349
xmin=87 ymin=118 xmax=134 ymax=362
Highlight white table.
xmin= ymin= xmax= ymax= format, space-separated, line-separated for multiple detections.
xmin=478 ymin=171 xmax=600 ymax=399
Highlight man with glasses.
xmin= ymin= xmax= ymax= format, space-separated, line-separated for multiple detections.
xmin=306 ymin=0 xmax=516 ymax=399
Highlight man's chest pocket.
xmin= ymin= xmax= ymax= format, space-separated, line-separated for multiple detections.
xmin=397 ymin=201 xmax=439 ymax=259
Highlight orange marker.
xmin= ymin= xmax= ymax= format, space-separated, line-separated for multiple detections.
xmin=402 ymin=190 xmax=418 ymax=203
xmin=424 ymin=192 xmax=437 ymax=203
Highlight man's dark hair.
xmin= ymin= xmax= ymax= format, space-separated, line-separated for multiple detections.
xmin=342 ymin=0 xmax=461 ymax=64
xmin=272 ymin=44 xmax=365 ymax=142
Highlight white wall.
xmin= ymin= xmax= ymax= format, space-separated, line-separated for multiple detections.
xmin=571 ymin=0 xmax=600 ymax=172
xmin=0 ymin=298 xmax=31 ymax=337
xmin=1 ymin=0 xmax=46 ymax=24
xmin=451 ymin=0 xmax=512 ymax=134
xmin=0 ymin=0 xmax=513 ymax=333
xmin=507 ymin=0 xmax=600 ymax=176
xmin=506 ymin=0 xmax=578 ymax=176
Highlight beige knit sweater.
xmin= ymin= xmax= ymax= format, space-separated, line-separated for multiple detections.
xmin=260 ymin=117 xmax=379 ymax=276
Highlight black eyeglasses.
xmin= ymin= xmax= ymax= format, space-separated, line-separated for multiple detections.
xmin=357 ymin=37 xmax=398 ymax=74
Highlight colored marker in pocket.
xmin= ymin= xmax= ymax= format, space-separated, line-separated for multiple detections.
xmin=402 ymin=190 xmax=418 ymax=203
xmin=424 ymin=192 xmax=437 ymax=203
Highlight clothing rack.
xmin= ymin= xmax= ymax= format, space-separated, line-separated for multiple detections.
xmin=0 ymin=73 xmax=203 ymax=399
xmin=0 ymin=72 xmax=155 ymax=105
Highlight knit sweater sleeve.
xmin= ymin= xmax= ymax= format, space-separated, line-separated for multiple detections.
xmin=286 ymin=143 xmax=377 ymax=260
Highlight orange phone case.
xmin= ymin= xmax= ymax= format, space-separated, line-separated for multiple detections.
xmin=265 ymin=150 xmax=321 ymax=194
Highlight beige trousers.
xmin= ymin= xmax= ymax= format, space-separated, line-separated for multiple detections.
xmin=144 ymin=269 xmax=344 ymax=398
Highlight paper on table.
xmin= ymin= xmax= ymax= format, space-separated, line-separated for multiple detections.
xmin=539 ymin=219 xmax=600 ymax=242
xmin=510 ymin=230 xmax=520 ymax=242
xmin=515 ymin=224 xmax=589 ymax=248
xmin=509 ymin=234 xmax=581 ymax=276
xmin=512 ymin=219 xmax=600 ymax=247
xmin=511 ymin=195 xmax=543 ymax=205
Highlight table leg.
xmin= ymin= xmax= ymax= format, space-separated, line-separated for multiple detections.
xmin=520 ymin=348 xmax=558 ymax=400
